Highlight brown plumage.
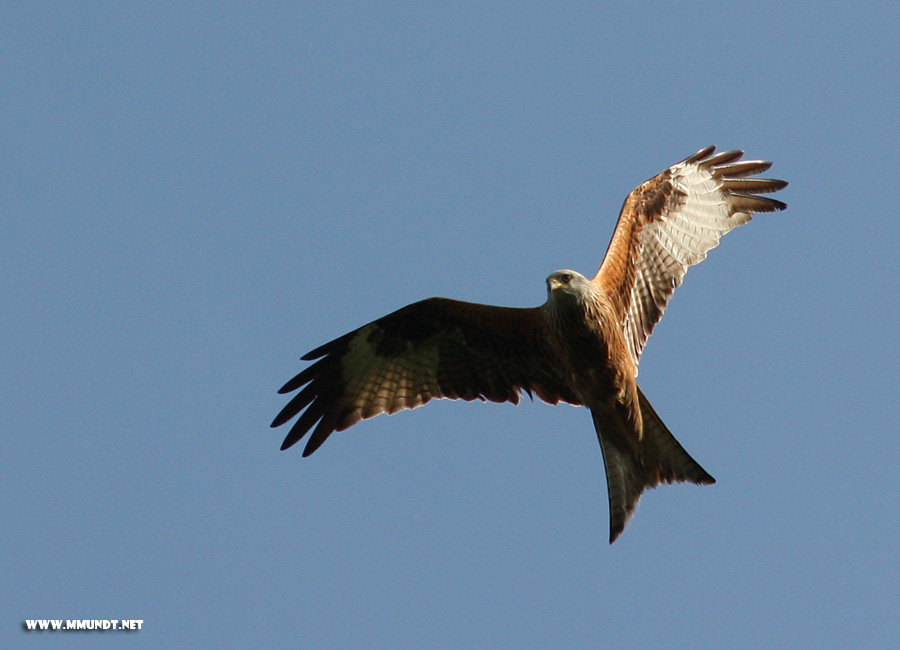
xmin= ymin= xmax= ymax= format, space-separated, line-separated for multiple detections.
xmin=272 ymin=146 xmax=787 ymax=543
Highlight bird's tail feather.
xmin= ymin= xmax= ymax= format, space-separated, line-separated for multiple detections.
xmin=592 ymin=388 xmax=714 ymax=543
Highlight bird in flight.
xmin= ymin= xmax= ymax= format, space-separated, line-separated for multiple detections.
xmin=271 ymin=146 xmax=787 ymax=543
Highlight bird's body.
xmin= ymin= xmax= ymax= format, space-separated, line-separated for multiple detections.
xmin=544 ymin=271 xmax=627 ymax=408
xmin=272 ymin=146 xmax=787 ymax=542
xmin=540 ymin=269 xmax=715 ymax=539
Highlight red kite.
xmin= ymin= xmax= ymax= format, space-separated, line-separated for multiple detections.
xmin=272 ymin=146 xmax=787 ymax=542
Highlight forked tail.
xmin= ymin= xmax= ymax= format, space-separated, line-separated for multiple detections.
xmin=592 ymin=387 xmax=714 ymax=543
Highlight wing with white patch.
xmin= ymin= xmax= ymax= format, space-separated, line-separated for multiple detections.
xmin=593 ymin=146 xmax=787 ymax=370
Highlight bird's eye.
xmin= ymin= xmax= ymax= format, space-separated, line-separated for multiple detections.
xmin=560 ymin=273 xmax=572 ymax=283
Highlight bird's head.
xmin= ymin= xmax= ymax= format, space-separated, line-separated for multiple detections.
xmin=546 ymin=269 xmax=591 ymax=300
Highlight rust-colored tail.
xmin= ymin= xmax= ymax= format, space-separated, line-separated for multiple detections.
xmin=592 ymin=387 xmax=714 ymax=543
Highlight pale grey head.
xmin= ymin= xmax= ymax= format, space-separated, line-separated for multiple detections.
xmin=546 ymin=269 xmax=593 ymax=299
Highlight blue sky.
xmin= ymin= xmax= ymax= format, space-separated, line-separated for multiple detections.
xmin=4 ymin=2 xmax=899 ymax=648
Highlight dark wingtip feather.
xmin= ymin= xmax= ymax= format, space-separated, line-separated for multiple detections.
xmin=715 ymin=159 xmax=773 ymax=177
xmin=683 ymin=145 xmax=717 ymax=164
xmin=270 ymin=402 xmax=296 ymax=428
xmin=704 ymin=149 xmax=744 ymax=167
xmin=723 ymin=178 xmax=788 ymax=195
xmin=278 ymin=368 xmax=312 ymax=395
xmin=278 ymin=352 xmax=341 ymax=394
xmin=280 ymin=425 xmax=306 ymax=451
xmin=300 ymin=331 xmax=356 ymax=361
xmin=302 ymin=426 xmax=331 ymax=457
xmin=277 ymin=395 xmax=329 ymax=449
xmin=277 ymin=382 xmax=298 ymax=395
xmin=767 ymin=197 xmax=788 ymax=212
xmin=732 ymin=194 xmax=787 ymax=213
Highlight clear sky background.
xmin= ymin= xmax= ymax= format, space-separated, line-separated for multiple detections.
xmin=4 ymin=3 xmax=899 ymax=648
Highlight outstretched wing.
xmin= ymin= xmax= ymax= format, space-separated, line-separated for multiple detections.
xmin=272 ymin=298 xmax=579 ymax=456
xmin=593 ymin=146 xmax=787 ymax=370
